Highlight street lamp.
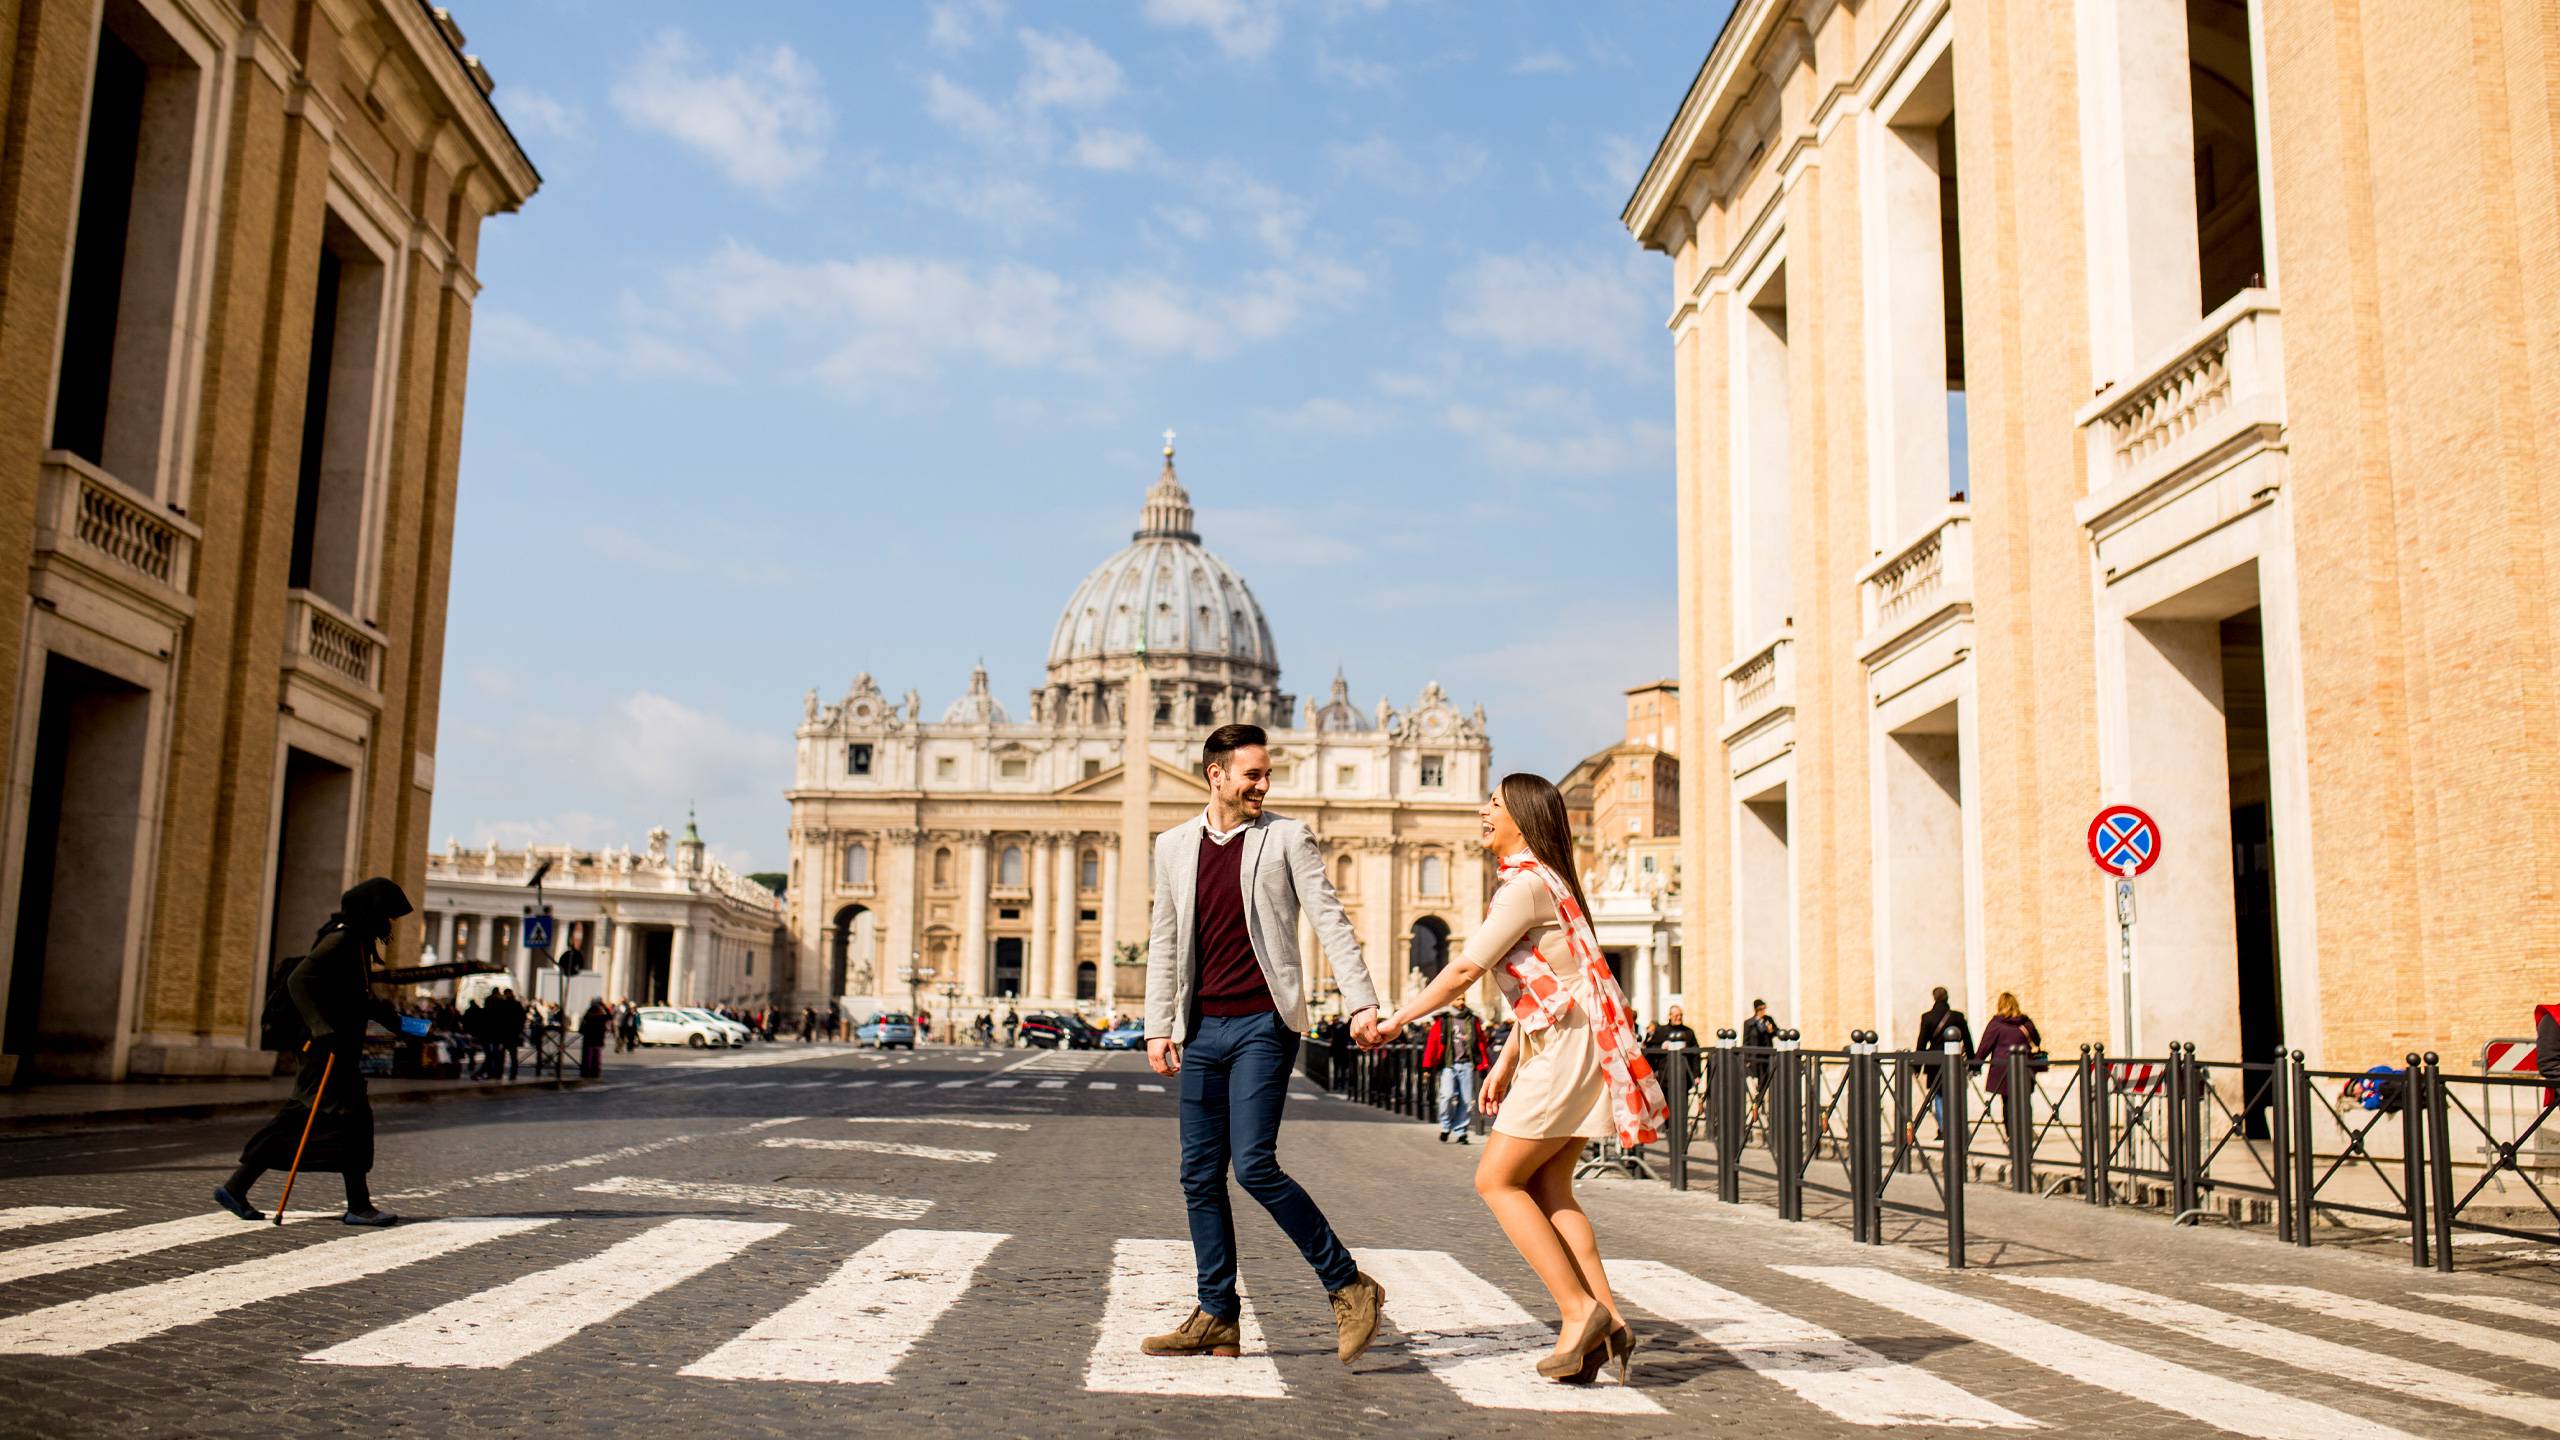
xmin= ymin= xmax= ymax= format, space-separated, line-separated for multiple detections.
xmin=940 ymin=980 xmax=960 ymax=1045
xmin=903 ymin=949 xmax=927 ymax=1022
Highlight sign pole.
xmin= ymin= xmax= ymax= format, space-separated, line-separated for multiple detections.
xmin=2087 ymin=805 xmax=2161 ymax=1056
xmin=2115 ymin=869 xmax=2137 ymax=1053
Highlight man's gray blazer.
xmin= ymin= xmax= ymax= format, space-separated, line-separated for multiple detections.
xmin=1143 ymin=811 xmax=1379 ymax=1046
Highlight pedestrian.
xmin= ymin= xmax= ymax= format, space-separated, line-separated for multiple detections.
xmin=578 ymin=998 xmax=609 ymax=1078
xmin=801 ymin=1006 xmax=818 ymax=1042
xmin=1974 ymin=990 xmax=2044 ymax=1137
xmin=1642 ymin=1006 xmax=1702 ymax=1102
xmin=1422 ymin=1000 xmax=1491 ymax=1143
xmin=917 ymin=1009 xmax=933 ymax=1045
xmin=498 ymin=989 xmax=526 ymax=1080
xmin=618 ymin=1000 xmax=641 ymax=1053
xmin=1368 ymin=774 xmax=1662 ymax=1385
xmin=214 ymin=878 xmax=413 ymax=1227
xmin=1912 ymin=986 xmax=1973 ymax=1140
xmin=1003 ymin=1006 xmax=1020 ymax=1047
xmin=1742 ymin=999 xmax=1780 ymax=1111
xmin=1138 ymin=724 xmax=1389 ymax=1365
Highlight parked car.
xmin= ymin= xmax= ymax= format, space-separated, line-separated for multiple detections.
xmin=1099 ymin=1020 xmax=1146 ymax=1051
xmin=636 ymin=1007 xmax=731 ymax=1049
xmin=683 ymin=1008 xmax=751 ymax=1046
xmin=1021 ymin=1012 xmax=1103 ymax=1050
xmin=858 ymin=1012 xmax=918 ymax=1049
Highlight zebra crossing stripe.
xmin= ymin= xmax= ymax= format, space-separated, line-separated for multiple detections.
xmin=684 ymin=1229 xmax=1007 ymax=1384
xmin=1038 ymin=1080 xmax=1069 ymax=1089
xmin=308 ymin=1219 xmax=785 ymax=1369
xmin=1090 ymin=1082 xmax=1117 ymax=1090
xmin=762 ymin=1137 xmax=997 ymax=1164
xmin=575 ymin=1176 xmax=932 ymax=1221
xmin=1610 ymin=1260 xmax=2030 ymax=1428
xmin=1085 ymin=1237 xmax=1286 ymax=1399
xmin=0 ymin=1219 xmax=550 ymax=1356
xmin=985 ymin=1080 xmax=1020 ymax=1089
xmin=2011 ymin=1275 xmax=2560 ymax=1432
xmin=888 ymin=1080 xmax=925 ymax=1089
xmin=0 ymin=1206 xmax=119 ymax=1234
xmin=1139 ymin=1084 xmax=1165 ymax=1093
xmin=2221 ymin=1285 xmax=2560 ymax=1372
xmin=846 ymin=1080 xmax=879 ymax=1088
xmin=936 ymin=1080 xmax=974 ymax=1088
xmin=1353 ymin=1248 xmax=1663 ymax=1414
xmin=2421 ymin=1293 xmax=2560 ymax=1327
xmin=846 ymin=1118 xmax=1030 ymax=1131
xmin=0 ymin=1211 xmax=309 ymax=1287
xmin=1785 ymin=1267 xmax=2415 ymax=1440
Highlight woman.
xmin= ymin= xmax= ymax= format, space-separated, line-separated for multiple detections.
xmin=215 ymin=877 xmax=412 ymax=1226
xmin=1973 ymin=990 xmax=2043 ymax=1137
xmin=1370 ymin=774 xmax=1666 ymax=1385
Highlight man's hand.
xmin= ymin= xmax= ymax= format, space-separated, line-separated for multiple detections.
xmin=1353 ymin=1010 xmax=1397 ymax=1050
xmin=1146 ymin=1037 xmax=1181 ymax=1077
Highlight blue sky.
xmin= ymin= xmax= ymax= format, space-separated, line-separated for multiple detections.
xmin=431 ymin=0 xmax=1727 ymax=871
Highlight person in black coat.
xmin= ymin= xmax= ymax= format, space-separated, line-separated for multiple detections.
xmin=1912 ymin=987 xmax=1974 ymax=1139
xmin=215 ymin=877 xmax=412 ymax=1226
xmin=578 ymin=998 xmax=610 ymax=1078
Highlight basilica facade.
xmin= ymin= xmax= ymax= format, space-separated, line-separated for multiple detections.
xmin=784 ymin=444 xmax=1493 ymax=1022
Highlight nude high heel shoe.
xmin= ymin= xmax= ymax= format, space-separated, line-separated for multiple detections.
xmin=1535 ymin=1305 xmax=1612 ymax=1380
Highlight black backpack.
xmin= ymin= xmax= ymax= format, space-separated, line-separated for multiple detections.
xmin=260 ymin=955 xmax=308 ymax=1052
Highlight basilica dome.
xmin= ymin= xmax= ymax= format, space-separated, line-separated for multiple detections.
xmin=1044 ymin=443 xmax=1280 ymax=689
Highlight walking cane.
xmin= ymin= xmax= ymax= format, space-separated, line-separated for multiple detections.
xmin=272 ymin=1042 xmax=336 ymax=1227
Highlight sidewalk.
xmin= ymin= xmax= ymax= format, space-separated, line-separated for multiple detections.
xmin=0 ymin=1064 xmax=594 ymax=1129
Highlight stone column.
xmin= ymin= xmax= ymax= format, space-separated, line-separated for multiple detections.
xmin=1115 ymin=656 xmax=1155 ymax=963
xmin=2074 ymin=0 xmax=2204 ymax=379
xmin=667 ymin=925 xmax=690 ymax=1007
xmin=1360 ymin=845 xmax=1398 ymax=1008
xmin=962 ymin=833 xmax=990 ymax=994
xmin=1028 ymin=836 xmax=1052 ymax=1004
xmin=1054 ymin=836 xmax=1080 ymax=1004
xmin=1098 ymin=840 xmax=1120 ymax=972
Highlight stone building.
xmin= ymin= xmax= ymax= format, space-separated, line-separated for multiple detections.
xmin=1560 ymin=681 xmax=1683 ymax=1024
xmin=422 ymin=818 xmax=788 ymax=1011
xmin=786 ymin=441 xmax=1494 ymax=1022
xmin=0 ymin=3 xmax=537 ymax=1081
xmin=1622 ymin=0 xmax=2559 ymax=1063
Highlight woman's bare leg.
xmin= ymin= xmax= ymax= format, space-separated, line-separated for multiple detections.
xmin=1475 ymin=1132 xmax=1599 ymax=1345
xmin=1525 ymin=1143 xmax=1619 ymax=1327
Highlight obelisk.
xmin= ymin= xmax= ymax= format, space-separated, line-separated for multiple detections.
xmin=1111 ymin=647 xmax=1155 ymax=1015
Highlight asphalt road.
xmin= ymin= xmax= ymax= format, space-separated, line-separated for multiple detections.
xmin=1 ymin=1040 xmax=2554 ymax=1438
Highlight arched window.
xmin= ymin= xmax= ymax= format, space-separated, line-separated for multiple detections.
xmin=932 ymin=847 xmax=953 ymax=887
xmin=999 ymin=845 xmax=1024 ymax=887
xmin=1409 ymin=916 xmax=1451 ymax=980
xmin=1079 ymin=848 xmax=1099 ymax=891
xmin=842 ymin=842 xmax=870 ymax=887
xmin=1076 ymin=961 xmax=1098 ymax=1001
xmin=1334 ymin=854 xmax=1355 ymax=891
xmin=1418 ymin=853 xmax=1447 ymax=897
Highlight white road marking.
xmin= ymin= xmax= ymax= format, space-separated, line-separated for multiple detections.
xmin=2421 ymin=1293 xmax=2560 ymax=1327
xmin=846 ymin=1080 xmax=879 ymax=1089
xmin=763 ymin=1137 xmax=997 ymax=1164
xmin=1139 ymin=1084 xmax=1166 ymax=1093
xmin=1354 ymin=1248 xmax=1662 ymax=1414
xmin=791 ymin=1081 xmax=835 ymax=1089
xmin=1039 ymin=1080 xmax=1069 ymax=1089
xmin=0 ymin=1219 xmax=549 ymax=1356
xmin=382 ymin=1132 xmax=711 ymax=1203
xmin=846 ymin=1118 xmax=1031 ymax=1131
xmin=936 ymin=1080 xmax=974 ymax=1088
xmin=0 ymin=1212 xmax=311 ymax=1287
xmin=2223 ymin=1285 xmax=2560 ymax=1371
xmin=1611 ymin=1260 xmax=2029 ymax=1428
xmin=1090 ymin=1082 xmax=1117 ymax=1091
xmin=1085 ymin=1237 xmax=1286 ymax=1399
xmin=2012 ymin=1275 xmax=2560 ymax=1433
xmin=308 ymin=1218 xmax=784 ymax=1369
xmin=734 ymin=1082 xmax=783 ymax=1090
xmin=574 ymin=1176 xmax=931 ymax=1220
xmin=985 ymin=1080 xmax=1020 ymax=1089
xmin=683 ymin=1228 xmax=1007 ymax=1384
xmin=888 ymin=1080 xmax=925 ymax=1089
xmin=1787 ymin=1267 xmax=2415 ymax=1440
xmin=0 ymin=1206 xmax=119 ymax=1234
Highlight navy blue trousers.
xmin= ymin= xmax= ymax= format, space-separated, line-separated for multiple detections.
xmin=1179 ymin=1010 xmax=1358 ymax=1320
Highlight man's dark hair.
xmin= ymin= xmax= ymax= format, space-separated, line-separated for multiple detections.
xmin=1203 ymin=723 xmax=1267 ymax=776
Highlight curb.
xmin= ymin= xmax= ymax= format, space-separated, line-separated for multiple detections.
xmin=1 ymin=1073 xmax=602 ymax=1134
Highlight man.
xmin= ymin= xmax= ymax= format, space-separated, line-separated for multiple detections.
xmin=1141 ymin=724 xmax=1389 ymax=1365
xmin=1003 ymin=1006 xmax=1020 ymax=1048
xmin=1421 ymin=1000 xmax=1491 ymax=1143
xmin=1643 ymin=1006 xmax=1700 ymax=1050
xmin=1742 ymin=998 xmax=1781 ymax=1110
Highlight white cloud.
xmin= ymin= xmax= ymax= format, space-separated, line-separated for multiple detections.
xmin=1253 ymin=394 xmax=1394 ymax=437
xmin=582 ymin=524 xmax=799 ymax=589
xmin=1016 ymin=28 xmax=1122 ymax=109
xmin=1440 ymin=386 xmax=1672 ymax=479
xmin=1314 ymin=49 xmax=1396 ymax=88
xmin=927 ymin=0 xmax=1004 ymax=49
xmin=1145 ymin=0 xmax=1282 ymax=59
xmin=1327 ymin=132 xmax=1490 ymax=192
xmin=1152 ymin=204 xmax=1212 ymax=241
xmin=500 ymin=87 xmax=585 ymax=144
xmin=1510 ymin=50 xmax=1575 ymax=75
xmin=924 ymin=72 xmax=1017 ymax=145
xmin=1072 ymin=127 xmax=1154 ymax=171
xmin=879 ymin=167 xmax=1069 ymax=239
xmin=611 ymin=31 xmax=829 ymax=193
xmin=1596 ymin=133 xmax=1650 ymax=198
xmin=1444 ymin=249 xmax=1659 ymax=374
xmin=475 ymin=309 xmax=723 ymax=382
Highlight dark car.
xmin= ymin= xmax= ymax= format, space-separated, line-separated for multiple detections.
xmin=1020 ymin=1012 xmax=1103 ymax=1050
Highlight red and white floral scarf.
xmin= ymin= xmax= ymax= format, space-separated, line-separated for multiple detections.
xmin=1490 ymin=854 xmax=1668 ymax=1148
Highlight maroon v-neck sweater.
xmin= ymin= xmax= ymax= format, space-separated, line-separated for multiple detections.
xmin=1194 ymin=833 xmax=1273 ymax=1017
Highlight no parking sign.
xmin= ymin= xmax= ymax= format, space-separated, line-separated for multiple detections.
xmin=2087 ymin=805 xmax=2161 ymax=877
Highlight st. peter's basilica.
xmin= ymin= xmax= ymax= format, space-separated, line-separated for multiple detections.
xmin=785 ymin=439 xmax=1493 ymax=1021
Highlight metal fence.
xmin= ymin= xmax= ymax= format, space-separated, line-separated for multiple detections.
xmin=1301 ymin=1022 xmax=2558 ymax=1274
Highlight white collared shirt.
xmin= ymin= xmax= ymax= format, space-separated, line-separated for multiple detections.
xmin=1202 ymin=808 xmax=1253 ymax=847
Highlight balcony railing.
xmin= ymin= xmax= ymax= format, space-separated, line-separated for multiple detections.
xmin=2081 ymin=290 xmax=2283 ymax=500
xmin=1719 ymin=629 xmax=1795 ymax=742
xmin=1857 ymin=506 xmax=1972 ymax=660
xmin=284 ymin=588 xmax=382 ymax=696
xmin=34 ymin=451 xmax=198 ymax=606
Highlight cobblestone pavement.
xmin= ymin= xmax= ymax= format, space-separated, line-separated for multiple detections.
xmin=2 ymin=1041 xmax=2556 ymax=1438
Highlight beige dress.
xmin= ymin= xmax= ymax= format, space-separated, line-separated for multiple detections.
xmin=1465 ymin=874 xmax=1613 ymax=1141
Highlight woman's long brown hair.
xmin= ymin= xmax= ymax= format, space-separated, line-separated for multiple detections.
xmin=1498 ymin=772 xmax=1593 ymax=920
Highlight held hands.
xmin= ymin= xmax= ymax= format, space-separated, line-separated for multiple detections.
xmin=1352 ymin=1009 xmax=1401 ymax=1050
xmin=1146 ymin=1037 xmax=1181 ymax=1077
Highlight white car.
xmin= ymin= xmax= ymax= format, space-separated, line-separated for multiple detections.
xmin=684 ymin=1008 xmax=753 ymax=1046
xmin=636 ymin=1007 xmax=732 ymax=1049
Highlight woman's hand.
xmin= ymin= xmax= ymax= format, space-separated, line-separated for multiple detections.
xmin=1480 ymin=1057 xmax=1514 ymax=1114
